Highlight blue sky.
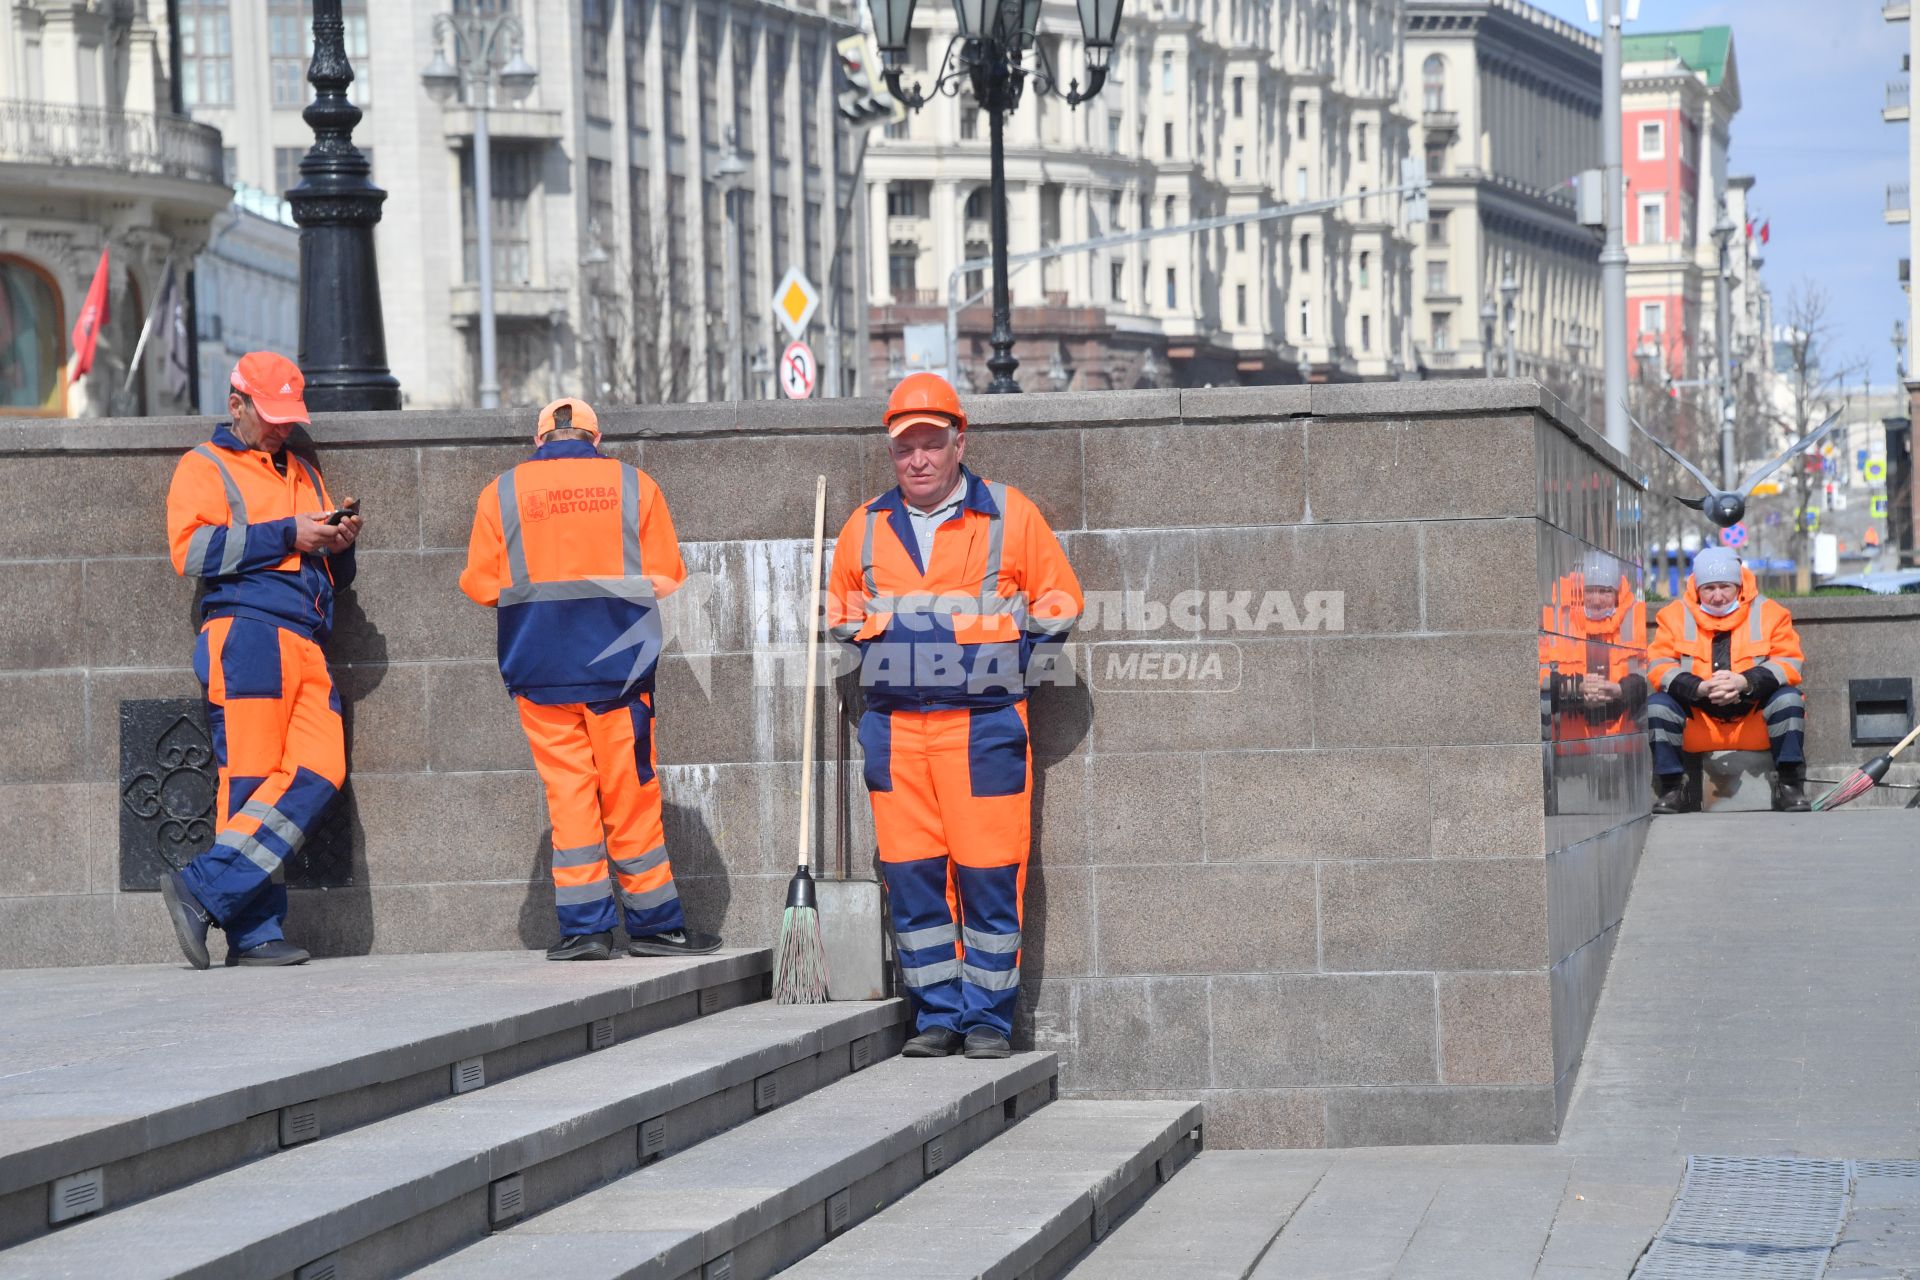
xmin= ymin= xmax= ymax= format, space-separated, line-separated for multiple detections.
xmin=1527 ymin=0 xmax=1908 ymax=386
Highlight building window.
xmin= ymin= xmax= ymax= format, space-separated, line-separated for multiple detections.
xmin=268 ymin=0 xmax=304 ymax=106
xmin=731 ymin=20 xmax=754 ymax=153
xmin=698 ymin=14 xmax=721 ymax=147
xmin=1358 ymin=250 xmax=1370 ymax=288
xmin=1111 ymin=260 xmax=1124 ymax=301
xmin=662 ymin=4 xmax=684 ymax=138
xmin=1640 ymin=301 xmax=1665 ymax=333
xmin=1298 ymin=300 xmax=1310 ymax=338
xmin=1422 ymin=54 xmax=1445 ymax=112
xmin=1161 ymin=50 xmax=1173 ymax=93
xmin=890 ymin=250 xmax=918 ymax=295
xmin=1107 ymin=191 xmax=1121 ymax=229
xmin=180 ymin=0 xmax=234 ymax=107
xmin=1360 ymin=314 xmax=1372 ymax=352
xmin=1297 ymin=233 xmax=1309 ymax=270
xmin=961 ymin=104 xmax=980 ymax=140
xmin=1358 ymin=186 xmax=1369 ymax=218
xmin=1295 ymin=99 xmax=1307 ymax=140
xmin=1107 ymin=113 xmax=1121 ymax=152
xmin=1166 ymin=267 xmax=1176 ymax=308
xmin=1639 ymin=120 xmax=1663 ymax=159
xmin=1232 ymin=77 xmax=1244 ymax=118
xmin=1164 ymin=194 xmax=1175 ymax=226
xmin=583 ymin=0 xmax=613 ymax=120
xmin=0 ymin=255 xmax=66 ymax=415
xmin=1233 ymin=144 xmax=1244 ymax=179
xmin=1426 ymin=210 xmax=1449 ymax=246
xmin=1426 ymin=260 xmax=1448 ymax=295
xmin=1235 ymin=222 xmax=1246 ymax=252
xmin=1236 ymin=283 xmax=1247 ymax=325
xmin=1639 ymin=194 xmax=1664 ymax=245
xmin=1294 ymin=167 xmax=1307 ymax=200
xmin=887 ymin=187 xmax=918 ymax=217
xmin=767 ymin=34 xmax=789 ymax=159
xmin=273 ymin=146 xmax=303 ymax=195
xmin=626 ymin=0 xmax=651 ymax=131
xmin=1357 ymin=122 xmax=1368 ymax=161
xmin=1432 ymin=311 xmax=1452 ymax=352
xmin=1164 ymin=121 xmax=1174 ymax=157
xmin=221 ymin=147 xmax=237 ymax=182
xmin=1426 ymin=143 xmax=1445 ymax=177
xmin=800 ymin=34 xmax=819 ymax=163
xmin=462 ymin=145 xmax=535 ymax=286
xmin=804 ymin=199 xmax=821 ymax=280
xmin=588 ymin=158 xmax=615 ymax=248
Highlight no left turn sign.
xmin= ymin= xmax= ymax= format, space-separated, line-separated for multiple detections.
xmin=780 ymin=340 xmax=816 ymax=399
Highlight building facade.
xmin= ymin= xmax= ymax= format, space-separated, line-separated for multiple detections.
xmin=184 ymin=0 xmax=869 ymax=410
xmin=1403 ymin=0 xmax=1602 ymax=415
xmin=1 ymin=0 xmax=230 ymax=418
xmin=192 ymin=184 xmax=300 ymax=414
xmin=865 ymin=0 xmax=1414 ymax=391
xmin=1885 ymin=0 xmax=1918 ymax=559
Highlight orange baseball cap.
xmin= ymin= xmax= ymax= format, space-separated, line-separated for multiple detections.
xmin=230 ymin=352 xmax=309 ymax=424
xmin=537 ymin=397 xmax=601 ymax=443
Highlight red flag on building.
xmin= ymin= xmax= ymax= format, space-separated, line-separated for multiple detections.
xmin=68 ymin=246 xmax=111 ymax=379
xmin=1760 ymin=220 xmax=1771 ymax=245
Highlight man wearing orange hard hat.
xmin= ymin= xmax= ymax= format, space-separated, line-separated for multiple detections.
xmin=825 ymin=372 xmax=1083 ymax=1059
xmin=157 ymin=352 xmax=363 ymax=969
xmin=460 ymin=398 xmax=721 ymax=962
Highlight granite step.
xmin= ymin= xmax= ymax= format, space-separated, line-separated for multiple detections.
xmin=0 ymin=997 xmax=905 ymax=1280
xmin=1062 ymin=1150 xmax=1330 ymax=1278
xmin=0 ymin=949 xmax=770 ymax=1251
xmin=781 ymin=1098 xmax=1205 ymax=1280
xmin=411 ymin=1050 xmax=1060 ymax=1280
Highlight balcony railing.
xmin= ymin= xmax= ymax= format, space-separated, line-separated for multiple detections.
xmin=0 ymin=98 xmax=224 ymax=184
xmin=1889 ymin=182 xmax=1910 ymax=224
xmin=1889 ymin=80 xmax=1911 ymax=120
xmin=1422 ymin=110 xmax=1459 ymax=134
xmin=891 ymin=288 xmax=939 ymax=305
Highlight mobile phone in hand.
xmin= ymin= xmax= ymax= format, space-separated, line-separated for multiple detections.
xmin=324 ymin=498 xmax=361 ymax=526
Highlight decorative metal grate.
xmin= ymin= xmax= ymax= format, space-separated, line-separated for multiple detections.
xmin=119 ymin=699 xmax=354 ymax=891
xmin=1633 ymin=1156 xmax=1851 ymax=1279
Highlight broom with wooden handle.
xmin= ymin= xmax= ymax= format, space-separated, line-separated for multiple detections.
xmin=773 ymin=475 xmax=832 ymax=1003
xmin=1812 ymin=722 xmax=1920 ymax=812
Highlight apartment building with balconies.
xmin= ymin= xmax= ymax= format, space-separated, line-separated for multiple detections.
xmin=866 ymin=0 xmax=1412 ymax=391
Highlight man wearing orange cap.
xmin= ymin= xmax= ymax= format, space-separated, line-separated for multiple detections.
xmin=158 ymin=352 xmax=363 ymax=969
xmin=460 ymin=399 xmax=720 ymax=961
xmin=826 ymin=373 xmax=1083 ymax=1058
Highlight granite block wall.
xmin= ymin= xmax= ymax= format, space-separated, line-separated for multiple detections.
xmin=0 ymin=381 xmax=1649 ymax=1148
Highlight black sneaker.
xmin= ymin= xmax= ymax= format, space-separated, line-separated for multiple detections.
xmin=963 ymin=1028 xmax=1012 ymax=1060
xmin=628 ymin=929 xmax=722 ymax=957
xmin=1651 ymin=776 xmax=1695 ymax=814
xmin=160 ymin=871 xmax=213 ymax=970
xmin=902 ymin=1028 xmax=963 ymax=1057
xmin=227 ymin=939 xmax=310 ymax=967
xmin=547 ymin=932 xmax=614 ymax=961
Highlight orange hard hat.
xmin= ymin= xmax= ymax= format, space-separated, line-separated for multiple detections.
xmin=884 ymin=372 xmax=968 ymax=437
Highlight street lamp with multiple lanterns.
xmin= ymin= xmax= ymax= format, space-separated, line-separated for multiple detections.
xmin=421 ymin=10 xmax=539 ymax=410
xmin=864 ymin=0 xmax=1125 ymax=392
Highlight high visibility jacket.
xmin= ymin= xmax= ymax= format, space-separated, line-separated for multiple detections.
xmin=166 ymin=423 xmax=356 ymax=640
xmin=827 ymin=467 xmax=1082 ymax=713
xmin=1647 ymin=567 xmax=1804 ymax=711
xmin=459 ymin=440 xmax=686 ymax=705
xmin=1539 ymin=572 xmax=1647 ymax=737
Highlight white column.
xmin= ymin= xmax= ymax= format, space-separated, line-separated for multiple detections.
xmin=869 ymin=180 xmax=891 ymax=304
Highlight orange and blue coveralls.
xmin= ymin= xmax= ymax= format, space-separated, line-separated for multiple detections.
xmin=459 ymin=440 xmax=689 ymax=939
xmin=1645 ymin=567 xmax=1805 ymax=777
xmin=1538 ymin=572 xmax=1648 ymax=746
xmin=165 ymin=424 xmax=354 ymax=950
xmin=826 ymin=467 xmax=1083 ymax=1038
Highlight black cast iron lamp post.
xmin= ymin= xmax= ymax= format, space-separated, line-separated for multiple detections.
xmin=422 ymin=11 xmax=538 ymax=410
xmin=867 ymin=0 xmax=1124 ymax=393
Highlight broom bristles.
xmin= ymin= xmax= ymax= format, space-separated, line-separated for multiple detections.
xmin=1813 ymin=770 xmax=1878 ymax=812
xmin=772 ymin=905 xmax=831 ymax=1004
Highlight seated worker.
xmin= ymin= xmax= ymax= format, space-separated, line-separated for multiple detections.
xmin=1541 ymin=551 xmax=1648 ymax=744
xmin=1646 ymin=546 xmax=1808 ymax=813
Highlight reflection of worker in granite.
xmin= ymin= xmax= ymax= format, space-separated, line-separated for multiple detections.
xmin=1645 ymin=547 xmax=1809 ymax=814
xmin=1540 ymin=551 xmax=1648 ymax=746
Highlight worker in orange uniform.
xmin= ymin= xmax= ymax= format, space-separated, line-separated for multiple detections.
xmin=826 ymin=373 xmax=1083 ymax=1059
xmin=157 ymin=352 xmax=361 ymax=969
xmin=1646 ymin=547 xmax=1808 ymax=813
xmin=459 ymin=399 xmax=720 ymax=961
xmin=1540 ymin=551 xmax=1647 ymax=744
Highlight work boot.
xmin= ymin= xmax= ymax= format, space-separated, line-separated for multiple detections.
xmin=628 ymin=928 xmax=723 ymax=957
xmin=963 ymin=1028 xmax=1012 ymax=1060
xmin=1651 ymin=775 xmax=1695 ymax=815
xmin=1775 ymin=767 xmax=1811 ymax=813
xmin=546 ymin=932 xmax=614 ymax=961
xmin=160 ymin=871 xmax=213 ymax=971
xmin=227 ymin=939 xmax=310 ymax=967
xmin=902 ymin=1028 xmax=962 ymax=1058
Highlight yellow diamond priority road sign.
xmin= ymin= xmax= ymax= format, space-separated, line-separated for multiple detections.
xmin=771 ymin=268 xmax=820 ymax=341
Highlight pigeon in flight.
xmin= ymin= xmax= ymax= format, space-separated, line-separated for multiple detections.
xmin=1627 ymin=406 xmax=1843 ymax=528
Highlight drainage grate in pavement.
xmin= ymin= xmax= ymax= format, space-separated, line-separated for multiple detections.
xmin=1853 ymin=1161 xmax=1920 ymax=1180
xmin=1633 ymin=1156 xmax=1852 ymax=1279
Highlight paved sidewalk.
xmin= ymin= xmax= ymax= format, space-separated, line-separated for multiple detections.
xmin=1079 ymin=810 xmax=1920 ymax=1277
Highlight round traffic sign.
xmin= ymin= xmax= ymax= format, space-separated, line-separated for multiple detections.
xmin=1719 ymin=522 xmax=1747 ymax=548
xmin=1864 ymin=457 xmax=1888 ymax=484
xmin=779 ymin=340 xmax=816 ymax=400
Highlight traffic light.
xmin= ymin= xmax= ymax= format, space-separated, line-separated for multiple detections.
xmin=836 ymin=34 xmax=904 ymax=129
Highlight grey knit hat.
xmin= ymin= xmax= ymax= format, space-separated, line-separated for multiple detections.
xmin=1691 ymin=546 xmax=1742 ymax=588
